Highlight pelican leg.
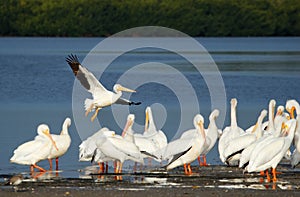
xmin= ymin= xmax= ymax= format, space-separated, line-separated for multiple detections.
xmin=48 ymin=159 xmax=52 ymax=171
xmin=203 ymin=155 xmax=208 ymax=166
xmin=265 ymin=169 xmax=271 ymax=182
xmin=197 ymin=156 xmax=201 ymax=166
xmin=260 ymin=171 xmax=264 ymax=176
xmin=85 ymin=104 xmax=94 ymax=117
xmin=187 ymin=163 xmax=192 ymax=175
xmin=184 ymin=164 xmax=188 ymax=175
xmin=55 ymin=157 xmax=59 ymax=171
xmin=30 ymin=165 xmax=34 ymax=174
xmin=105 ymin=162 xmax=108 ymax=173
xmin=91 ymin=108 xmax=100 ymax=122
xmin=33 ymin=164 xmax=47 ymax=172
xmin=272 ymin=168 xmax=277 ymax=182
xmin=119 ymin=162 xmax=123 ymax=173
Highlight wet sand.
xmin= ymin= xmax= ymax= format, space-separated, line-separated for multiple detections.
xmin=1 ymin=164 xmax=300 ymax=196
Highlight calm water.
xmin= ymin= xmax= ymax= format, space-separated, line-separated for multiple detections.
xmin=0 ymin=37 xmax=300 ymax=178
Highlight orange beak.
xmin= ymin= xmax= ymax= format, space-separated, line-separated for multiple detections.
xmin=43 ymin=130 xmax=59 ymax=151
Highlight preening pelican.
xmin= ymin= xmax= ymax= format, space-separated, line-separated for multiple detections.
xmin=144 ymin=106 xmax=168 ymax=152
xmin=247 ymin=119 xmax=296 ymax=182
xmin=47 ymin=117 xmax=71 ymax=171
xmin=286 ymin=99 xmax=300 ymax=153
xmin=239 ymin=109 xmax=268 ymax=168
xmin=95 ymin=127 xmax=144 ymax=173
xmin=218 ymin=98 xmax=244 ymax=166
xmin=10 ymin=124 xmax=58 ymax=173
xmin=66 ymin=54 xmax=141 ymax=122
xmin=79 ymin=127 xmax=114 ymax=173
xmin=165 ymin=114 xmax=206 ymax=175
xmin=198 ymin=109 xmax=221 ymax=166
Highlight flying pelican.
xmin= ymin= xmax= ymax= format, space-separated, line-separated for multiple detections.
xmin=47 ymin=117 xmax=71 ymax=171
xmin=10 ymin=124 xmax=58 ymax=173
xmin=164 ymin=114 xmax=206 ymax=175
xmin=218 ymin=98 xmax=244 ymax=166
xmin=66 ymin=54 xmax=141 ymax=122
xmin=247 ymin=119 xmax=296 ymax=182
xmin=198 ymin=109 xmax=221 ymax=166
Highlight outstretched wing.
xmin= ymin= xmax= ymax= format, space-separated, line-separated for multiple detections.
xmin=65 ymin=54 xmax=108 ymax=94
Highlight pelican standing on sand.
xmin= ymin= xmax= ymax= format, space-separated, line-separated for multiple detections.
xmin=66 ymin=54 xmax=141 ymax=122
xmin=165 ymin=114 xmax=206 ymax=175
xmin=47 ymin=117 xmax=72 ymax=171
xmin=10 ymin=124 xmax=59 ymax=173
xmin=247 ymin=119 xmax=296 ymax=182
xmin=218 ymin=98 xmax=244 ymax=165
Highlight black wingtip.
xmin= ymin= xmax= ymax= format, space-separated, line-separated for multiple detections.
xmin=129 ymin=101 xmax=142 ymax=106
xmin=66 ymin=54 xmax=81 ymax=75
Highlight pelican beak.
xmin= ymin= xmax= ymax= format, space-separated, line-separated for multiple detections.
xmin=198 ymin=120 xmax=205 ymax=138
xmin=144 ymin=111 xmax=149 ymax=132
xmin=276 ymin=110 xmax=283 ymax=116
xmin=281 ymin=123 xmax=289 ymax=136
xmin=43 ymin=129 xmax=59 ymax=151
xmin=251 ymin=123 xmax=258 ymax=133
xmin=118 ymin=85 xmax=136 ymax=93
xmin=122 ymin=119 xmax=132 ymax=137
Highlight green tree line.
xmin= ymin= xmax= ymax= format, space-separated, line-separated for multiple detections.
xmin=0 ymin=0 xmax=299 ymax=37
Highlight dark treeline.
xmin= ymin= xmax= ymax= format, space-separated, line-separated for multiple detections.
xmin=1 ymin=0 xmax=299 ymax=37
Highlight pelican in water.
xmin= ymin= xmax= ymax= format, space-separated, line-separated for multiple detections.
xmin=66 ymin=54 xmax=141 ymax=122
xmin=198 ymin=109 xmax=221 ymax=166
xmin=47 ymin=117 xmax=71 ymax=171
xmin=218 ymin=98 xmax=244 ymax=166
xmin=164 ymin=114 xmax=206 ymax=175
xmin=247 ymin=119 xmax=296 ymax=182
xmin=10 ymin=124 xmax=58 ymax=173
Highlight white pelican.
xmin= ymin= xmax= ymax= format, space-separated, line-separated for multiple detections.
xmin=286 ymin=99 xmax=300 ymax=153
xmin=198 ymin=109 xmax=221 ymax=166
xmin=143 ymin=106 xmax=168 ymax=152
xmin=218 ymin=98 xmax=244 ymax=165
xmin=223 ymin=110 xmax=267 ymax=166
xmin=47 ymin=117 xmax=71 ymax=171
xmin=247 ymin=119 xmax=296 ymax=182
xmin=10 ymin=124 xmax=58 ymax=173
xmin=66 ymin=54 xmax=141 ymax=122
xmin=122 ymin=114 xmax=159 ymax=161
xmin=95 ymin=128 xmax=144 ymax=173
xmin=164 ymin=114 xmax=206 ymax=175
xmin=79 ymin=127 xmax=114 ymax=173
xmin=238 ymin=110 xmax=268 ymax=168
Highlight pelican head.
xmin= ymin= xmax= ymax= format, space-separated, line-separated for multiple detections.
xmin=269 ymin=99 xmax=276 ymax=111
xmin=113 ymin=84 xmax=136 ymax=93
xmin=286 ymin=100 xmax=299 ymax=119
xmin=194 ymin=114 xmax=204 ymax=129
xmin=230 ymin=98 xmax=237 ymax=108
xmin=37 ymin=124 xmax=59 ymax=151
xmin=64 ymin=117 xmax=72 ymax=127
xmin=209 ymin=109 xmax=220 ymax=121
xmin=122 ymin=114 xmax=135 ymax=136
xmin=276 ymin=106 xmax=284 ymax=116
xmin=260 ymin=109 xmax=268 ymax=118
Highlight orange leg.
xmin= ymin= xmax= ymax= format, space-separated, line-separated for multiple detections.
xmin=55 ymin=157 xmax=59 ymax=171
xmin=265 ymin=169 xmax=271 ymax=182
xmin=98 ymin=162 xmax=104 ymax=173
xmin=260 ymin=171 xmax=264 ymax=176
xmin=32 ymin=164 xmax=47 ymax=172
xmin=197 ymin=156 xmax=201 ymax=166
xmin=272 ymin=168 xmax=277 ymax=182
xmin=184 ymin=163 xmax=188 ymax=175
xmin=187 ymin=163 xmax=192 ymax=175
xmin=48 ymin=159 xmax=53 ymax=171
xmin=203 ymin=155 xmax=208 ymax=166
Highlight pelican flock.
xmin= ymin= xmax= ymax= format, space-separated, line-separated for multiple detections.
xmin=9 ymin=53 xmax=300 ymax=184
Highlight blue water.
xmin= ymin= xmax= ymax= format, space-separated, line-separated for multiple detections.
xmin=0 ymin=37 xmax=300 ymax=177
